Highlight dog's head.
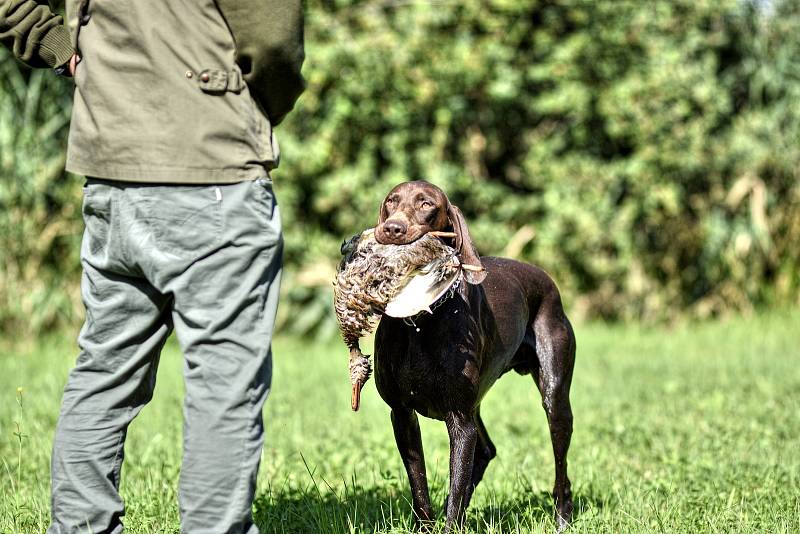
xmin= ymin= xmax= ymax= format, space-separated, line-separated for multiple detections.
xmin=375 ymin=181 xmax=486 ymax=284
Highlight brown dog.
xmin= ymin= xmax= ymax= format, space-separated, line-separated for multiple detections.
xmin=373 ymin=181 xmax=576 ymax=532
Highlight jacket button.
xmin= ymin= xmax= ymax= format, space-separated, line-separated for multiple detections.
xmin=200 ymin=72 xmax=210 ymax=82
xmin=185 ymin=71 xmax=193 ymax=79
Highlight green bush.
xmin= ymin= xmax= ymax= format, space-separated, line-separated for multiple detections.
xmin=277 ymin=0 xmax=800 ymax=331
xmin=1 ymin=0 xmax=799 ymax=336
xmin=0 ymin=51 xmax=82 ymax=333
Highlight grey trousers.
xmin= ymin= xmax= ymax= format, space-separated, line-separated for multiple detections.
xmin=48 ymin=178 xmax=283 ymax=534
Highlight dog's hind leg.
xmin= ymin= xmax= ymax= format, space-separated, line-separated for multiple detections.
xmin=391 ymin=407 xmax=434 ymax=527
xmin=533 ymin=299 xmax=576 ymax=532
xmin=464 ymin=406 xmax=496 ymax=507
xmin=542 ymin=379 xmax=574 ymax=532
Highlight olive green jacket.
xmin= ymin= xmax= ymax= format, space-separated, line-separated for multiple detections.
xmin=0 ymin=0 xmax=305 ymax=183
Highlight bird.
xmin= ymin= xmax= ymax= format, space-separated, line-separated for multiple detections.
xmin=334 ymin=228 xmax=460 ymax=411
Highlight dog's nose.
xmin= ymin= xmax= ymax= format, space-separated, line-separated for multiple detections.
xmin=383 ymin=220 xmax=407 ymax=239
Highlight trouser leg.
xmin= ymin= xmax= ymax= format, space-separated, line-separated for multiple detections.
xmin=160 ymin=180 xmax=282 ymax=534
xmin=48 ymin=262 xmax=172 ymax=534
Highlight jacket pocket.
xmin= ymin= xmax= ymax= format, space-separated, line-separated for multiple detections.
xmin=246 ymin=92 xmax=276 ymax=163
xmin=71 ymin=0 xmax=91 ymax=52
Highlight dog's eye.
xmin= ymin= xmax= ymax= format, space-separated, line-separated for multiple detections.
xmin=421 ymin=201 xmax=433 ymax=209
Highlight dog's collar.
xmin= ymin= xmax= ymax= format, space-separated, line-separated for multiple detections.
xmin=429 ymin=272 xmax=462 ymax=313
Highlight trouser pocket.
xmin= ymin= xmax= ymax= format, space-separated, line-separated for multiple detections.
xmin=142 ymin=185 xmax=224 ymax=260
xmin=82 ymin=180 xmax=112 ymax=255
xmin=252 ymin=177 xmax=276 ymax=219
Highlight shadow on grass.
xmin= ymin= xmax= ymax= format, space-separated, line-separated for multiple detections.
xmin=254 ymin=483 xmax=605 ymax=533
xmin=253 ymin=484 xmax=411 ymax=534
xmin=469 ymin=489 xmax=607 ymax=531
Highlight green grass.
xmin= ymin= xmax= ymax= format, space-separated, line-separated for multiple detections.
xmin=2 ymin=310 xmax=799 ymax=533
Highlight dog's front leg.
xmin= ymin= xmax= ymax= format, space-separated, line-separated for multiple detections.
xmin=391 ymin=407 xmax=434 ymax=528
xmin=443 ymin=411 xmax=477 ymax=533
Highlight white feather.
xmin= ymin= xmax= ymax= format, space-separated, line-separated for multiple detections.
xmin=384 ymin=258 xmax=461 ymax=318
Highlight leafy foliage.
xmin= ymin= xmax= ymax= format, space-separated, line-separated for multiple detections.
xmin=1 ymin=0 xmax=799 ymax=335
xmin=278 ymin=0 xmax=800 ymax=332
xmin=0 ymin=51 xmax=82 ymax=333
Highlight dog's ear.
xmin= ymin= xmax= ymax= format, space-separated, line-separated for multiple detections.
xmin=447 ymin=203 xmax=486 ymax=284
xmin=378 ymin=196 xmax=390 ymax=224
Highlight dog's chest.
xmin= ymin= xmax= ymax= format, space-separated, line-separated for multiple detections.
xmin=376 ymin=315 xmax=483 ymax=419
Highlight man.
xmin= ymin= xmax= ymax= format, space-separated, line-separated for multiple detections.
xmin=0 ymin=1 xmax=304 ymax=532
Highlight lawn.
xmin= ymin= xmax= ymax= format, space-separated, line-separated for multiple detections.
xmin=2 ymin=309 xmax=799 ymax=533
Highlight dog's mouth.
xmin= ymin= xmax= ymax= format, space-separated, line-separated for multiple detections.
xmin=374 ymin=225 xmax=429 ymax=246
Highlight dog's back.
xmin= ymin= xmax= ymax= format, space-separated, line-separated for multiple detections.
xmin=375 ymin=255 xmax=572 ymax=412
xmin=473 ymin=255 xmax=571 ymax=373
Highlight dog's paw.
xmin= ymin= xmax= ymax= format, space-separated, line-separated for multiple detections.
xmin=554 ymin=508 xmax=572 ymax=533
xmin=413 ymin=519 xmax=434 ymax=533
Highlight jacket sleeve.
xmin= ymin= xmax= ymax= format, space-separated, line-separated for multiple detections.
xmin=216 ymin=0 xmax=305 ymax=126
xmin=0 ymin=0 xmax=73 ymax=68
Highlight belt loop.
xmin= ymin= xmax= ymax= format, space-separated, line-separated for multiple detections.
xmin=195 ymin=68 xmax=244 ymax=94
xmin=228 ymin=68 xmax=243 ymax=93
